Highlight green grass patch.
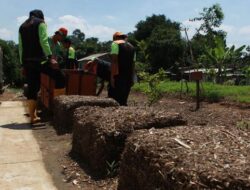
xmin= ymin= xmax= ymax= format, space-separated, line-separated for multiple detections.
xmin=133 ymin=81 xmax=250 ymax=103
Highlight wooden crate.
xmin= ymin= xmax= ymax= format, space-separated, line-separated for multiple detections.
xmin=64 ymin=69 xmax=97 ymax=96
xmin=80 ymin=73 xmax=97 ymax=96
xmin=64 ymin=70 xmax=81 ymax=95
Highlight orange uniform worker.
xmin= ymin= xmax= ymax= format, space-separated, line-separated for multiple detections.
xmin=109 ymin=32 xmax=135 ymax=106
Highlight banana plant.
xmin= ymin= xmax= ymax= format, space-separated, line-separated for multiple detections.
xmin=205 ymin=36 xmax=245 ymax=83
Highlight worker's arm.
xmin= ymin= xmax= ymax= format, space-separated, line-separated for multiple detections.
xmin=38 ymin=23 xmax=52 ymax=57
xmin=110 ymin=42 xmax=119 ymax=87
xmin=111 ymin=42 xmax=119 ymax=75
xmin=18 ymin=32 xmax=23 ymax=65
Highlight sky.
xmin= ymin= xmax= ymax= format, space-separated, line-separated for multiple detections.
xmin=0 ymin=0 xmax=250 ymax=47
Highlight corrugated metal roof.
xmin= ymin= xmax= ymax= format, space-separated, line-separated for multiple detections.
xmin=78 ymin=53 xmax=109 ymax=62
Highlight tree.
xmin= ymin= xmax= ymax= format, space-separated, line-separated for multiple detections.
xmin=83 ymin=37 xmax=100 ymax=56
xmin=0 ymin=39 xmax=22 ymax=85
xmin=134 ymin=14 xmax=168 ymax=41
xmin=70 ymin=29 xmax=85 ymax=44
xmin=147 ymin=25 xmax=184 ymax=72
xmin=133 ymin=14 xmax=184 ymax=73
xmin=189 ymin=4 xmax=227 ymax=69
xmin=191 ymin=3 xmax=224 ymax=36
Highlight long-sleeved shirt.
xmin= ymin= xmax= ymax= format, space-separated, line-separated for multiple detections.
xmin=19 ymin=23 xmax=52 ymax=65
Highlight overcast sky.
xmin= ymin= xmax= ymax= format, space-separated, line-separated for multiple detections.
xmin=0 ymin=0 xmax=249 ymax=47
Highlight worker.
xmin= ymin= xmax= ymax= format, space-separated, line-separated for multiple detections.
xmin=62 ymin=37 xmax=78 ymax=69
xmin=19 ymin=10 xmax=65 ymax=124
xmin=19 ymin=10 xmax=54 ymax=123
xmin=48 ymin=27 xmax=68 ymax=68
xmin=109 ymin=32 xmax=135 ymax=106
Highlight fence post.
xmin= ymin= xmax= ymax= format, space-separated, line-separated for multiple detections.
xmin=0 ymin=47 xmax=3 ymax=94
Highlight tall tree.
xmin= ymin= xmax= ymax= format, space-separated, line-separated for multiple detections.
xmin=147 ymin=25 xmax=184 ymax=72
xmin=134 ymin=14 xmax=168 ymax=41
xmin=189 ymin=4 xmax=226 ymax=66
xmin=133 ymin=14 xmax=184 ymax=73
xmin=191 ymin=3 xmax=224 ymax=36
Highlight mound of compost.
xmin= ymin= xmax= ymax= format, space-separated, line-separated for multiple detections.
xmin=118 ymin=126 xmax=250 ymax=190
xmin=53 ymin=95 xmax=118 ymax=134
xmin=72 ymin=106 xmax=187 ymax=177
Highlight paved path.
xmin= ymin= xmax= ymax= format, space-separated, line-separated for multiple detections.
xmin=0 ymin=101 xmax=57 ymax=190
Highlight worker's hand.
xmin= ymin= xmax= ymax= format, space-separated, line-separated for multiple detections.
xmin=49 ymin=58 xmax=59 ymax=69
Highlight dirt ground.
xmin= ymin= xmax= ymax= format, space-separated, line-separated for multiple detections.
xmin=0 ymin=88 xmax=249 ymax=189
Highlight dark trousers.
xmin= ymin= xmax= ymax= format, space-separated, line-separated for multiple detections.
xmin=108 ymin=76 xmax=132 ymax=106
xmin=25 ymin=61 xmax=65 ymax=100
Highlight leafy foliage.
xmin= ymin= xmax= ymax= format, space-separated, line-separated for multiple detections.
xmin=106 ymin=161 xmax=118 ymax=177
xmin=191 ymin=3 xmax=224 ymax=35
xmin=204 ymin=36 xmax=245 ymax=83
xmin=68 ymin=29 xmax=111 ymax=59
xmin=147 ymin=25 xmax=184 ymax=72
xmin=138 ymin=68 xmax=167 ymax=105
xmin=0 ymin=39 xmax=22 ymax=85
xmin=133 ymin=14 xmax=184 ymax=73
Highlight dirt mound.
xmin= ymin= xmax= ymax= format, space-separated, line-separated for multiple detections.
xmin=118 ymin=126 xmax=250 ymax=190
xmin=53 ymin=95 xmax=118 ymax=134
xmin=72 ymin=106 xmax=187 ymax=177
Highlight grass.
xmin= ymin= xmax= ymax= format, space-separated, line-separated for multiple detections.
xmin=133 ymin=81 xmax=250 ymax=103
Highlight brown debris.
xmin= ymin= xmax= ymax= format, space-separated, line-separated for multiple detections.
xmin=72 ymin=106 xmax=186 ymax=177
xmin=53 ymin=95 xmax=118 ymax=134
xmin=118 ymin=126 xmax=250 ymax=190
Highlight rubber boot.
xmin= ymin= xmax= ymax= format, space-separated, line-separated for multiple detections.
xmin=27 ymin=100 xmax=40 ymax=124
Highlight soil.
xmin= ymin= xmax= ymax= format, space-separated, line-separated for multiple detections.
xmin=0 ymin=88 xmax=249 ymax=189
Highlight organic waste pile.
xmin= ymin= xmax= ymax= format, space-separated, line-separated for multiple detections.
xmin=72 ymin=106 xmax=186 ymax=177
xmin=118 ymin=126 xmax=250 ymax=190
xmin=53 ymin=95 xmax=118 ymax=134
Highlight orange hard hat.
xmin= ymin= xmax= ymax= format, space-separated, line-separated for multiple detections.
xmin=113 ymin=31 xmax=127 ymax=39
xmin=56 ymin=27 xmax=68 ymax=36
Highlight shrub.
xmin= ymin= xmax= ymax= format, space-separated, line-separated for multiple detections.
xmin=223 ymin=79 xmax=235 ymax=86
xmin=138 ymin=68 xmax=167 ymax=105
xmin=205 ymin=90 xmax=222 ymax=102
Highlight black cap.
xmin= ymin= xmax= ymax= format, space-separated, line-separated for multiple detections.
xmin=29 ymin=9 xmax=44 ymax=20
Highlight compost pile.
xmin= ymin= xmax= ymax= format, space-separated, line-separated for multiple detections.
xmin=53 ymin=95 xmax=118 ymax=134
xmin=118 ymin=125 xmax=250 ymax=190
xmin=72 ymin=106 xmax=187 ymax=177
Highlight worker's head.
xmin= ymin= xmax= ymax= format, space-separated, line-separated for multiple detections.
xmin=54 ymin=27 xmax=68 ymax=42
xmin=113 ymin=31 xmax=127 ymax=41
xmin=62 ymin=37 xmax=72 ymax=49
xmin=29 ymin=9 xmax=44 ymax=20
